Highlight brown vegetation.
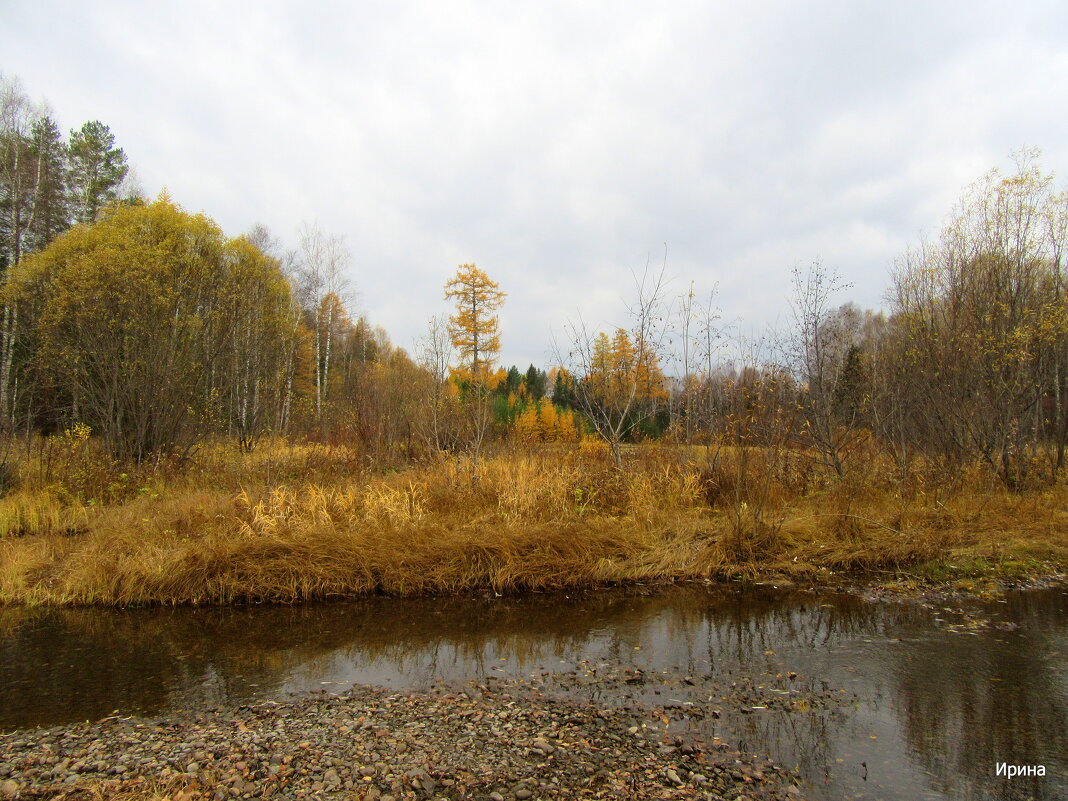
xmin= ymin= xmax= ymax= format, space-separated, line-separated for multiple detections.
xmin=3 ymin=83 xmax=1068 ymax=607
xmin=0 ymin=437 xmax=1064 ymax=606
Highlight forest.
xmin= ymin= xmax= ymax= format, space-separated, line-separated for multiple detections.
xmin=2 ymin=74 xmax=1067 ymax=605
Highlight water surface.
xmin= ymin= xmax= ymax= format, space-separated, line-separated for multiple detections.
xmin=1 ymin=583 xmax=1064 ymax=800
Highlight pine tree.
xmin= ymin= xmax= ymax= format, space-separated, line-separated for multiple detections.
xmin=67 ymin=120 xmax=128 ymax=224
xmin=524 ymin=364 xmax=546 ymax=400
xmin=26 ymin=115 xmax=69 ymax=252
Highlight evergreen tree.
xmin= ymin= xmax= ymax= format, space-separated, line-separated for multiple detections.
xmin=504 ymin=365 xmax=522 ymax=395
xmin=552 ymin=368 xmax=575 ymax=408
xmin=25 ymin=115 xmax=69 ymax=252
xmin=524 ymin=364 xmax=546 ymax=400
xmin=67 ymin=120 xmax=128 ymax=224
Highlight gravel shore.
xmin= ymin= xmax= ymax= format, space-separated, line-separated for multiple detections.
xmin=1 ymin=673 xmax=811 ymax=801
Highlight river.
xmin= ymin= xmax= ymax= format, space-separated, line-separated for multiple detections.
xmin=1 ymin=583 xmax=1065 ymax=800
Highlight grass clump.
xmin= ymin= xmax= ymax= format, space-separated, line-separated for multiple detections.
xmin=0 ymin=435 xmax=1065 ymax=605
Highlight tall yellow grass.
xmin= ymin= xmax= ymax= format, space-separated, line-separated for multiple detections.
xmin=0 ymin=438 xmax=1065 ymax=605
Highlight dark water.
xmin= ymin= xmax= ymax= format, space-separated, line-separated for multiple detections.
xmin=1 ymin=583 xmax=1065 ymax=800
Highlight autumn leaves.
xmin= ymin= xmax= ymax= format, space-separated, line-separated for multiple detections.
xmin=439 ymin=263 xmax=666 ymax=449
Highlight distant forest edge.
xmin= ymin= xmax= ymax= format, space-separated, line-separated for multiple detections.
xmin=3 ymin=73 xmax=1068 ymax=492
xmin=2 ymin=73 xmax=1068 ymax=604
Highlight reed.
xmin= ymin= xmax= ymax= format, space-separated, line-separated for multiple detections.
xmin=0 ymin=439 xmax=1065 ymax=605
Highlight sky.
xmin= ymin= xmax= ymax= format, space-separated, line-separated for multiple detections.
xmin=3 ymin=1 xmax=1068 ymax=370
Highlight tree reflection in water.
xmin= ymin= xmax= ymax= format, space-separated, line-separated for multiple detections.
xmin=893 ymin=589 xmax=1068 ymax=800
xmin=1 ymin=584 xmax=1065 ymax=801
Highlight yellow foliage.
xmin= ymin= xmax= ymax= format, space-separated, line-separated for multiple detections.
xmin=443 ymin=264 xmax=506 ymax=380
xmin=515 ymin=400 xmax=581 ymax=443
xmin=1 ymin=439 xmax=1066 ymax=604
xmin=588 ymin=328 xmax=668 ymax=405
xmin=577 ymin=436 xmax=611 ymax=462
xmin=9 ymin=199 xmax=297 ymax=460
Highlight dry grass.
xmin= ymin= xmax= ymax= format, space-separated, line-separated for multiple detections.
xmin=0 ymin=489 xmax=91 ymax=538
xmin=1 ymin=438 xmax=1066 ymax=606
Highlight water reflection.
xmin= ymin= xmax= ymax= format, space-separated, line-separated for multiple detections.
xmin=892 ymin=590 xmax=1068 ymax=801
xmin=0 ymin=584 xmax=1064 ymax=801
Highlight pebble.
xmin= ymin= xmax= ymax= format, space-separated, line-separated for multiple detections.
xmin=1 ymin=671 xmax=814 ymax=801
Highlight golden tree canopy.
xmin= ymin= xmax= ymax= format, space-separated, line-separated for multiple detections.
xmin=8 ymin=198 xmax=295 ymax=460
xmin=443 ymin=263 xmax=506 ymax=380
xmin=588 ymin=328 xmax=667 ymax=405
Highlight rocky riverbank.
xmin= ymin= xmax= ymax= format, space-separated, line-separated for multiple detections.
xmin=1 ymin=673 xmax=811 ymax=801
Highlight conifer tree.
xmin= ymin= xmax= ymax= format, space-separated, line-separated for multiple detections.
xmin=443 ymin=264 xmax=506 ymax=380
xmin=25 ymin=115 xmax=69 ymax=252
xmin=67 ymin=120 xmax=128 ymax=224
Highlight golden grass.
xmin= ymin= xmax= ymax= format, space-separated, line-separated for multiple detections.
xmin=0 ymin=439 xmax=1066 ymax=605
xmin=0 ymin=488 xmax=91 ymax=538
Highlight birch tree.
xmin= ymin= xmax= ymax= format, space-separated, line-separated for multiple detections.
xmin=222 ymin=236 xmax=296 ymax=450
xmin=784 ymin=262 xmax=863 ymax=477
xmin=296 ymin=222 xmax=351 ymax=427
xmin=415 ymin=314 xmax=462 ymax=452
xmin=0 ymin=79 xmax=70 ymax=427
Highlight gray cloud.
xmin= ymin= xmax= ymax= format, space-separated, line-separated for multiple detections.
xmin=4 ymin=0 xmax=1068 ymax=369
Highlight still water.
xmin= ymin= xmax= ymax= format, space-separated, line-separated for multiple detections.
xmin=1 ymin=583 xmax=1065 ymax=800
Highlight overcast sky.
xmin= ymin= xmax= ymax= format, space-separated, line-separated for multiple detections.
xmin=3 ymin=1 xmax=1067 ymax=369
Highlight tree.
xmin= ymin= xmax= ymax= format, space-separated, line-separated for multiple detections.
xmin=221 ymin=236 xmax=297 ymax=450
xmin=295 ymin=222 xmax=351 ymax=427
xmin=440 ymin=264 xmax=506 ymax=463
xmin=1 ymin=85 xmax=70 ymax=273
xmin=784 ymin=263 xmax=863 ymax=477
xmin=5 ymin=198 xmax=295 ymax=461
xmin=549 ymin=366 xmax=576 ymax=408
xmin=245 ymin=223 xmax=306 ymax=434
xmin=0 ymin=80 xmax=74 ymax=427
xmin=562 ymin=263 xmax=671 ymax=468
xmin=25 ymin=115 xmax=69 ymax=252
xmin=515 ymin=398 xmax=579 ymax=442
xmin=524 ymin=364 xmax=546 ymax=400
xmin=415 ymin=314 xmax=462 ymax=453
xmin=67 ymin=120 xmax=128 ymax=224
xmin=502 ymin=365 xmax=522 ymax=396
xmin=0 ymin=75 xmax=37 ymax=274
xmin=443 ymin=264 xmax=506 ymax=380
xmin=889 ymin=150 xmax=1068 ymax=487
xmin=675 ymin=282 xmax=722 ymax=446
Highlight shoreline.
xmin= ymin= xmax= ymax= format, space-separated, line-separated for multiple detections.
xmin=2 ymin=571 xmax=1063 ymax=799
xmin=3 ymin=559 xmax=1065 ymax=609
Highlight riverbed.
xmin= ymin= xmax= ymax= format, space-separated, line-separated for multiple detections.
xmin=1 ymin=582 xmax=1065 ymax=800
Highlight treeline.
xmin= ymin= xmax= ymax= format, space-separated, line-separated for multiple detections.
xmin=1 ymin=196 xmax=436 ymax=462
xmin=651 ymin=151 xmax=1068 ymax=489
xmin=0 ymin=76 xmax=132 ymax=270
xmin=0 ymin=76 xmax=433 ymax=463
xmin=4 ymin=73 xmax=1068 ymax=494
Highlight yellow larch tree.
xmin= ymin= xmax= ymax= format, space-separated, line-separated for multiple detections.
xmin=514 ymin=398 xmax=581 ymax=443
xmin=443 ymin=264 xmax=506 ymax=381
